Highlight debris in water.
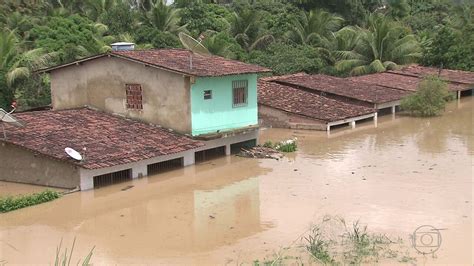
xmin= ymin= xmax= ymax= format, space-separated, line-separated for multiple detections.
xmin=209 ymin=215 xmax=215 ymax=219
xmin=121 ymin=185 xmax=134 ymax=191
xmin=237 ymin=146 xmax=283 ymax=160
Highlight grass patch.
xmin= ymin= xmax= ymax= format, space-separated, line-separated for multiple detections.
xmin=252 ymin=216 xmax=416 ymax=265
xmin=55 ymin=237 xmax=94 ymax=266
xmin=303 ymin=217 xmax=416 ymax=265
xmin=400 ymin=75 xmax=455 ymax=117
xmin=0 ymin=190 xmax=61 ymax=213
xmin=263 ymin=138 xmax=297 ymax=152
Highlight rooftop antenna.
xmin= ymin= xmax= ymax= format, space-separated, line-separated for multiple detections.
xmin=1 ymin=102 xmax=23 ymax=140
xmin=178 ymin=32 xmax=210 ymax=70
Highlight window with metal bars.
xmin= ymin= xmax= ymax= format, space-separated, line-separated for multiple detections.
xmin=93 ymin=169 xmax=132 ymax=188
xmin=147 ymin=158 xmax=183 ymax=175
xmin=126 ymin=84 xmax=143 ymax=110
xmin=232 ymin=80 xmax=248 ymax=107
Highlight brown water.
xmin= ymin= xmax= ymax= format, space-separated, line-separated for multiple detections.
xmin=1 ymin=97 xmax=472 ymax=265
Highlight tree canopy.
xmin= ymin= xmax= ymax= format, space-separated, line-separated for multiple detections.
xmin=0 ymin=0 xmax=472 ymax=110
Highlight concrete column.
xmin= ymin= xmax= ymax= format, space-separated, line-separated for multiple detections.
xmin=132 ymin=163 xmax=147 ymax=179
xmin=457 ymin=90 xmax=461 ymax=99
xmin=391 ymin=105 xmax=396 ymax=114
xmin=373 ymin=113 xmax=378 ymax=128
xmin=326 ymin=124 xmax=330 ymax=132
xmin=225 ymin=144 xmax=231 ymax=156
xmin=79 ymin=169 xmax=94 ymax=190
xmin=183 ymin=150 xmax=195 ymax=166
xmin=350 ymin=121 xmax=356 ymax=129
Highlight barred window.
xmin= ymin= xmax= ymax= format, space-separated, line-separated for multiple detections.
xmin=232 ymin=80 xmax=248 ymax=107
xmin=126 ymin=84 xmax=143 ymax=110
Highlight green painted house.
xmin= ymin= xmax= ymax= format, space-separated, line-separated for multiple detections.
xmin=42 ymin=48 xmax=270 ymax=157
xmin=191 ymin=74 xmax=258 ymax=136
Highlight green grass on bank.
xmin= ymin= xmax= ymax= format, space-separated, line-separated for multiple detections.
xmin=0 ymin=190 xmax=61 ymax=213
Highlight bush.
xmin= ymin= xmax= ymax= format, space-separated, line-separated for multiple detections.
xmin=400 ymin=76 xmax=454 ymax=117
xmin=0 ymin=190 xmax=61 ymax=213
xmin=264 ymin=138 xmax=298 ymax=152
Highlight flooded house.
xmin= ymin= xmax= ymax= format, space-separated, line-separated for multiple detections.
xmin=350 ymin=66 xmax=473 ymax=99
xmin=258 ymin=77 xmax=377 ymax=131
xmin=257 ymin=66 xmax=474 ymax=131
xmin=0 ymin=47 xmax=270 ymax=190
xmin=272 ymin=73 xmax=411 ymax=114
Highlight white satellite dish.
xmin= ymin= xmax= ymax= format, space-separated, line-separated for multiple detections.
xmin=1 ymin=108 xmax=23 ymax=139
xmin=65 ymin=147 xmax=83 ymax=161
xmin=178 ymin=32 xmax=210 ymax=55
xmin=0 ymin=108 xmax=23 ymax=127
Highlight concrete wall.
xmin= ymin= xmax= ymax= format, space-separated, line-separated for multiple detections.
xmin=79 ymin=149 xmax=195 ymax=190
xmin=258 ymin=105 xmax=327 ymax=130
xmin=50 ymin=56 xmax=192 ymax=133
xmin=0 ymin=143 xmax=80 ymax=189
xmin=191 ymin=74 xmax=258 ymax=136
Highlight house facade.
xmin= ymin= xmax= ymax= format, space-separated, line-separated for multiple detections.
xmin=45 ymin=49 xmax=268 ymax=147
xmin=0 ymin=48 xmax=269 ymax=190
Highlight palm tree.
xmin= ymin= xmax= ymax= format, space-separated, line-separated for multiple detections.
xmin=0 ymin=30 xmax=56 ymax=108
xmin=201 ymin=32 xmax=234 ymax=58
xmin=144 ymin=0 xmax=186 ymax=34
xmin=287 ymin=9 xmax=344 ymax=47
xmin=84 ymin=0 xmax=118 ymax=22
xmin=229 ymin=8 xmax=274 ymax=52
xmin=335 ymin=14 xmax=421 ymax=76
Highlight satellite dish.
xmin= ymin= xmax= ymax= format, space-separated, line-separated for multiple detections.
xmin=65 ymin=147 xmax=83 ymax=161
xmin=0 ymin=108 xmax=23 ymax=127
xmin=178 ymin=32 xmax=210 ymax=55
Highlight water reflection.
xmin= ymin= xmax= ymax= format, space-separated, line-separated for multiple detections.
xmin=0 ymin=156 xmax=271 ymax=263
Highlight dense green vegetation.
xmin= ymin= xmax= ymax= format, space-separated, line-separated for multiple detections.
xmin=0 ymin=0 xmax=472 ymax=110
xmin=0 ymin=190 xmax=61 ymax=213
xmin=401 ymin=76 xmax=454 ymax=116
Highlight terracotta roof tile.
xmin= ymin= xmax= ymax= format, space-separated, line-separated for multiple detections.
xmin=1 ymin=108 xmax=203 ymax=170
xmin=349 ymin=72 xmax=465 ymax=92
xmin=258 ymin=79 xmax=375 ymax=122
xmin=388 ymin=65 xmax=474 ymax=87
xmin=112 ymin=49 xmax=271 ymax=77
xmin=274 ymin=74 xmax=411 ymax=104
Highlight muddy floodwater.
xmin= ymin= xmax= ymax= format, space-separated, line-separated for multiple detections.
xmin=1 ymin=97 xmax=473 ymax=264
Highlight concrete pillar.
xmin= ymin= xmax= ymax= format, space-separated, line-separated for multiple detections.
xmin=132 ymin=163 xmax=147 ymax=179
xmin=79 ymin=169 xmax=94 ymax=190
xmin=391 ymin=105 xmax=396 ymax=114
xmin=457 ymin=90 xmax=461 ymax=99
xmin=350 ymin=121 xmax=356 ymax=129
xmin=225 ymin=144 xmax=231 ymax=156
xmin=373 ymin=113 xmax=378 ymax=128
xmin=183 ymin=150 xmax=195 ymax=166
xmin=326 ymin=124 xmax=330 ymax=132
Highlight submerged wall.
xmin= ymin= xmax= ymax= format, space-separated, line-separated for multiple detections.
xmin=0 ymin=143 xmax=81 ymax=189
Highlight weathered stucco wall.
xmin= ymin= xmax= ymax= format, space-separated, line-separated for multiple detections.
xmin=0 ymin=143 xmax=80 ymax=189
xmin=50 ymin=57 xmax=192 ymax=133
xmin=258 ymin=105 xmax=327 ymax=130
